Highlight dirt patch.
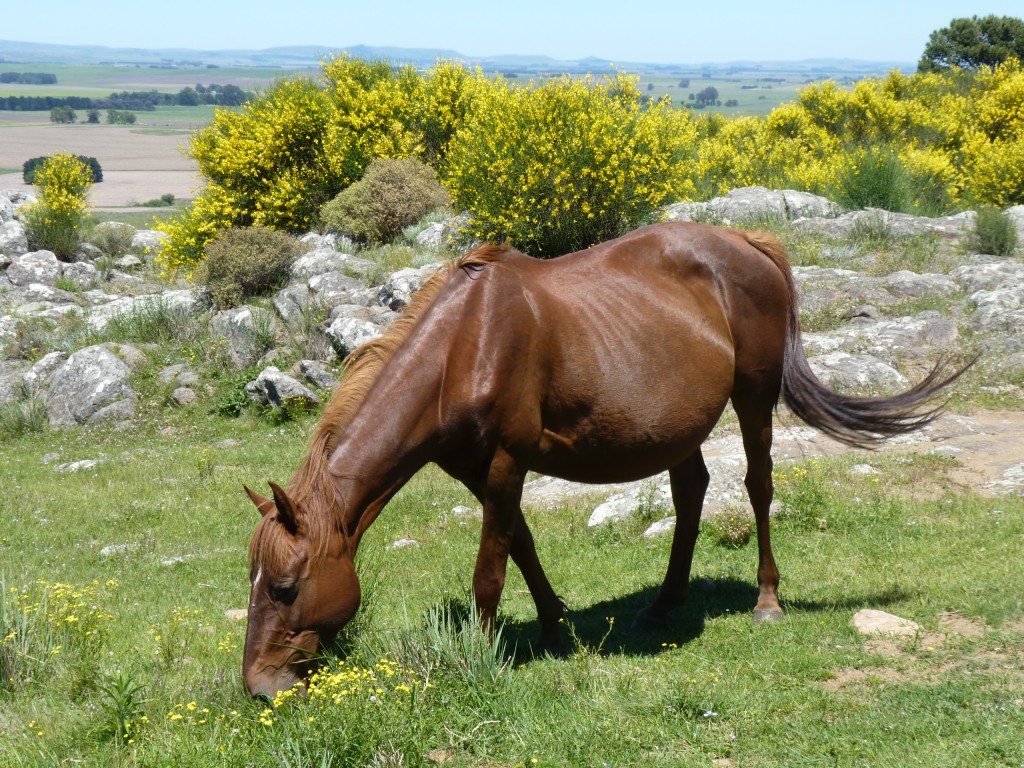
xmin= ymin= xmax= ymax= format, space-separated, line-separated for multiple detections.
xmin=0 ymin=123 xmax=201 ymax=206
xmin=823 ymin=610 xmax=1023 ymax=693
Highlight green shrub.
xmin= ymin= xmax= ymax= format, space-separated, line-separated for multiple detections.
xmin=704 ymin=507 xmax=753 ymax=548
xmin=88 ymin=222 xmax=136 ymax=257
xmin=320 ymin=158 xmax=450 ymax=244
xmin=193 ymin=226 xmax=301 ymax=309
xmin=0 ymin=399 xmax=47 ymax=440
xmin=831 ymin=147 xmax=912 ymax=213
xmin=971 ymin=206 xmax=1019 ymax=256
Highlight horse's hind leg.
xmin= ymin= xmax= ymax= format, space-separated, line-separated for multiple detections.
xmin=632 ymin=450 xmax=709 ymax=632
xmin=733 ymin=391 xmax=783 ymax=622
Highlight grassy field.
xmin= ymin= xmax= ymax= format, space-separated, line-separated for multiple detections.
xmin=635 ymin=72 xmax=821 ymax=116
xmin=1 ymin=399 xmax=1021 ymax=767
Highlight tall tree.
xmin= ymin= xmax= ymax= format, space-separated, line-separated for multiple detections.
xmin=919 ymin=15 xmax=1024 ymax=72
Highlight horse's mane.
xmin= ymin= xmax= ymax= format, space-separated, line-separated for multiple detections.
xmin=286 ymin=244 xmax=511 ymax=505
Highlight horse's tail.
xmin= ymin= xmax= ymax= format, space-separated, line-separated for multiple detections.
xmin=743 ymin=231 xmax=973 ymax=449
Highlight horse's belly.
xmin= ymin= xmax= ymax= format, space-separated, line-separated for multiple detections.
xmin=530 ymin=412 xmax=720 ymax=484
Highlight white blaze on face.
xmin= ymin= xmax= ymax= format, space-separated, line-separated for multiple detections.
xmin=250 ymin=568 xmax=263 ymax=610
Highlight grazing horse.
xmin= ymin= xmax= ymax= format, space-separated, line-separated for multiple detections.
xmin=242 ymin=222 xmax=966 ymax=698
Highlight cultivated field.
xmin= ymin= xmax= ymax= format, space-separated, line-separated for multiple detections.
xmin=0 ymin=123 xmax=200 ymax=208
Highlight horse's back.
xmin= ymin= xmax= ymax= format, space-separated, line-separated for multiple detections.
xmin=449 ymin=223 xmax=790 ymax=482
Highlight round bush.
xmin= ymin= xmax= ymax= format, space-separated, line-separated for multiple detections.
xmin=319 ymin=158 xmax=450 ymax=244
xmin=194 ymin=226 xmax=301 ymax=309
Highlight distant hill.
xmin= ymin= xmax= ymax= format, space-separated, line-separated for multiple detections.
xmin=0 ymin=39 xmax=914 ymax=75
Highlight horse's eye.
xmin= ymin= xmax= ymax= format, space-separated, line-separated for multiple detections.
xmin=269 ymin=581 xmax=299 ymax=604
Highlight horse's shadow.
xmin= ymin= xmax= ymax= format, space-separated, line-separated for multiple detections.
xmin=506 ymin=578 xmax=911 ymax=661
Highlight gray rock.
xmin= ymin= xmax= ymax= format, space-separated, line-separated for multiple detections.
xmin=7 ymin=250 xmax=60 ymax=286
xmin=291 ymin=249 xmax=374 ymax=281
xmin=324 ymin=315 xmax=382 ymax=357
xmin=378 ymin=264 xmax=441 ymax=310
xmin=307 ymin=271 xmax=367 ymax=307
xmin=76 ymin=243 xmax=105 ymax=262
xmin=0 ymin=220 xmax=28 ymax=256
xmin=0 ymin=189 xmax=36 ymax=223
xmin=130 ymin=229 xmax=167 ymax=256
xmin=664 ymin=187 xmax=841 ymax=224
xmin=388 ymin=538 xmax=420 ymax=549
xmin=272 ymin=284 xmax=313 ymax=327
xmin=808 ymin=352 xmax=909 ymax=393
xmin=209 ymin=305 xmax=276 ymax=370
xmin=46 ymin=345 xmax=137 ymax=428
xmin=114 ymin=255 xmax=144 ymax=271
xmin=643 ymin=517 xmax=677 ymax=539
xmin=295 ymin=359 xmax=339 ymax=390
xmin=244 ymin=366 xmax=321 ymax=409
xmin=299 ymin=232 xmax=338 ymax=251
xmin=54 ymin=459 xmax=102 ymax=473
xmin=1005 ymin=205 xmax=1024 ymax=243
xmin=158 ymin=364 xmax=200 ymax=388
xmin=0 ymin=361 xmax=28 ymax=405
xmin=415 ymin=222 xmax=445 ymax=249
xmin=171 ymin=387 xmax=198 ymax=406
xmin=60 ymin=260 xmax=98 ymax=290
xmin=23 ymin=352 xmax=67 ymax=396
xmin=100 ymin=342 xmax=148 ymax=372
xmin=793 ymin=208 xmax=975 ymax=241
xmin=99 ymin=542 xmax=138 ymax=557
xmin=587 ymin=482 xmax=672 ymax=527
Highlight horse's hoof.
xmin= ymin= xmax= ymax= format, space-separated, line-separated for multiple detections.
xmin=631 ymin=607 xmax=668 ymax=634
xmin=752 ymin=609 xmax=784 ymax=624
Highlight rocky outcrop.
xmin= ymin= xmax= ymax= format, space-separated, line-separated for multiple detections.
xmin=664 ymin=187 xmax=841 ymax=224
xmin=45 ymin=345 xmax=137 ymax=427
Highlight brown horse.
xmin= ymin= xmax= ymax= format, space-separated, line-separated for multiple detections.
xmin=242 ymin=222 xmax=967 ymax=698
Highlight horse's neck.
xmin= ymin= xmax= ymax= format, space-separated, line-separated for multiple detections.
xmin=323 ymin=346 xmax=446 ymax=545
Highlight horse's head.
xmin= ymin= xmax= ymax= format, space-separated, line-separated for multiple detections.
xmin=242 ymin=482 xmax=360 ymax=699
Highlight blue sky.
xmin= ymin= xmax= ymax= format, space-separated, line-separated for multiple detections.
xmin=3 ymin=1 xmax=1023 ymax=63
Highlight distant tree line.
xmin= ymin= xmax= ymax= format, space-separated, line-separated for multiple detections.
xmin=1 ymin=71 xmax=58 ymax=84
xmin=0 ymin=83 xmax=251 ymax=112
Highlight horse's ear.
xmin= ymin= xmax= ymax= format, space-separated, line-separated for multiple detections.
xmin=268 ymin=481 xmax=300 ymax=534
xmin=244 ymin=485 xmax=276 ymax=517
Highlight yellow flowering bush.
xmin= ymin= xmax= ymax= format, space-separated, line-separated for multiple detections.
xmin=20 ymin=154 xmax=93 ymax=259
xmin=444 ymin=72 xmax=698 ymax=256
xmin=156 ymin=57 xmax=484 ymax=274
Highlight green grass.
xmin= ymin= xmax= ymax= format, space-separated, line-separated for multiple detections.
xmin=0 ymin=391 xmax=1021 ymax=766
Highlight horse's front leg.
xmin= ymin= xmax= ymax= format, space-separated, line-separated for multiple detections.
xmin=471 ymin=448 xmax=524 ymax=632
xmin=469 ymin=448 xmax=563 ymax=649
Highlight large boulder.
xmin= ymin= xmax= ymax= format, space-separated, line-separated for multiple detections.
xmin=7 ymin=250 xmax=60 ymax=286
xmin=46 ymin=345 xmax=137 ymax=427
xmin=807 ymin=352 xmax=910 ymax=393
xmin=324 ymin=315 xmax=383 ymax=357
xmin=209 ymin=305 xmax=277 ymax=370
xmin=377 ymin=264 xmax=442 ymax=311
xmin=664 ymin=187 xmax=841 ymax=224
xmin=291 ymin=249 xmax=375 ymax=282
xmin=245 ymin=366 xmax=321 ymax=410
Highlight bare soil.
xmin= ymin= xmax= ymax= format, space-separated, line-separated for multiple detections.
xmin=0 ymin=123 xmax=201 ymax=207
